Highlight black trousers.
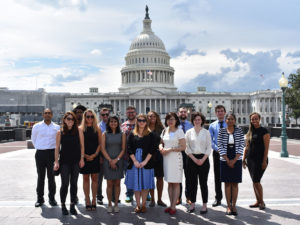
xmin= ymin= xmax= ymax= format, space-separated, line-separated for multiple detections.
xmin=213 ymin=151 xmax=223 ymax=201
xmin=60 ymin=163 xmax=80 ymax=204
xmin=35 ymin=149 xmax=56 ymax=202
xmin=179 ymin=152 xmax=190 ymax=200
xmin=187 ymin=154 xmax=210 ymax=203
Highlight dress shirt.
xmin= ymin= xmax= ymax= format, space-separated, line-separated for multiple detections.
xmin=208 ymin=120 xmax=227 ymax=152
xmin=179 ymin=120 xmax=193 ymax=134
xmin=31 ymin=121 xmax=60 ymax=150
xmin=185 ymin=127 xmax=212 ymax=156
xmin=99 ymin=121 xmax=106 ymax=132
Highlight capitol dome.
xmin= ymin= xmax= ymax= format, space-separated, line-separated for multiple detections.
xmin=119 ymin=6 xmax=176 ymax=93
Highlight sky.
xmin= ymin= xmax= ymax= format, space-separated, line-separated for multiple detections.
xmin=1 ymin=0 xmax=300 ymax=93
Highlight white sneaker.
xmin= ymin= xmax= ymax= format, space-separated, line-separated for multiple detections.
xmin=107 ymin=206 xmax=113 ymax=213
xmin=114 ymin=206 xmax=120 ymax=213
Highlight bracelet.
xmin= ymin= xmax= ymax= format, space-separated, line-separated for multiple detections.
xmin=81 ymin=154 xmax=84 ymax=158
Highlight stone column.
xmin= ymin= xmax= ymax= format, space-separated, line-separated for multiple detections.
xmin=160 ymin=99 xmax=162 ymax=114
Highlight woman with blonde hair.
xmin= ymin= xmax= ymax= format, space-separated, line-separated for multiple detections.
xmin=243 ymin=112 xmax=270 ymax=210
xmin=80 ymin=109 xmax=102 ymax=211
xmin=147 ymin=111 xmax=167 ymax=207
xmin=125 ymin=114 xmax=155 ymax=213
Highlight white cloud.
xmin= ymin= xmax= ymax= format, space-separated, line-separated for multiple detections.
xmin=90 ymin=49 xmax=102 ymax=56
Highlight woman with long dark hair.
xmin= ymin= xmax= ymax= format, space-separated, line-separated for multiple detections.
xmin=159 ymin=112 xmax=186 ymax=215
xmin=80 ymin=109 xmax=102 ymax=211
xmin=54 ymin=111 xmax=85 ymax=215
xmin=125 ymin=114 xmax=155 ymax=213
xmin=101 ymin=115 xmax=126 ymax=213
xmin=243 ymin=112 xmax=270 ymax=210
xmin=148 ymin=111 xmax=167 ymax=207
xmin=218 ymin=113 xmax=244 ymax=216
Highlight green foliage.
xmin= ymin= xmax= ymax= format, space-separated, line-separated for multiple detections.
xmin=285 ymin=69 xmax=300 ymax=124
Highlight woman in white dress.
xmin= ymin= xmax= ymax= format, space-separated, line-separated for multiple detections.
xmin=159 ymin=112 xmax=186 ymax=215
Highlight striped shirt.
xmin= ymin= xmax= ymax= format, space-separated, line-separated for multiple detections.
xmin=217 ymin=127 xmax=244 ymax=161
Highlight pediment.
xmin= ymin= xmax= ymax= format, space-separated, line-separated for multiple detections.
xmin=131 ymin=88 xmax=165 ymax=96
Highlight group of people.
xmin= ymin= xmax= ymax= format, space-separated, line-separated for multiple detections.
xmin=31 ymin=104 xmax=270 ymax=217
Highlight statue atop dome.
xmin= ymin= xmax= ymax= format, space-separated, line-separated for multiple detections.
xmin=145 ymin=5 xmax=150 ymax=19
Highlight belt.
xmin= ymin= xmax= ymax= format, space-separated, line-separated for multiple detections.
xmin=37 ymin=149 xmax=55 ymax=151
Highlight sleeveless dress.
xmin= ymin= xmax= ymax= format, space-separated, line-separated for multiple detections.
xmin=103 ymin=132 xmax=124 ymax=180
xmin=80 ymin=127 xmax=100 ymax=174
xmin=247 ymin=126 xmax=269 ymax=182
xmin=60 ymin=131 xmax=81 ymax=165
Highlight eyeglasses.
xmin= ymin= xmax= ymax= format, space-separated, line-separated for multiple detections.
xmin=44 ymin=112 xmax=52 ymax=115
xmin=127 ymin=111 xmax=136 ymax=114
xmin=86 ymin=115 xmax=94 ymax=119
xmin=168 ymin=118 xmax=176 ymax=121
xmin=137 ymin=119 xmax=147 ymax=123
xmin=66 ymin=117 xmax=74 ymax=121
xmin=101 ymin=113 xmax=109 ymax=117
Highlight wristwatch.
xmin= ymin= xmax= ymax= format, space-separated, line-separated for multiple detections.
xmin=117 ymin=157 xmax=120 ymax=161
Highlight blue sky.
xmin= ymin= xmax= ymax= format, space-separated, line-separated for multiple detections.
xmin=1 ymin=0 xmax=300 ymax=93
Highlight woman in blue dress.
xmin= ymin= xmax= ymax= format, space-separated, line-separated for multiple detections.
xmin=125 ymin=114 xmax=155 ymax=213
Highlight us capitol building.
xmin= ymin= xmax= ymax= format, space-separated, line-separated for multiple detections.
xmin=0 ymin=7 xmax=285 ymax=126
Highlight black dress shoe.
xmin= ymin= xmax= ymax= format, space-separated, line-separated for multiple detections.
xmin=70 ymin=203 xmax=78 ymax=215
xmin=35 ymin=201 xmax=44 ymax=207
xmin=49 ymin=199 xmax=58 ymax=206
xmin=212 ymin=200 xmax=221 ymax=207
xmin=61 ymin=204 xmax=69 ymax=215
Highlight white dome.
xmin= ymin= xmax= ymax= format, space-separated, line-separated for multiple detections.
xmin=130 ymin=33 xmax=166 ymax=50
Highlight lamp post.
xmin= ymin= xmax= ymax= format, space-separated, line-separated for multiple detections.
xmin=278 ymin=72 xmax=289 ymax=157
xmin=208 ymin=102 xmax=213 ymax=124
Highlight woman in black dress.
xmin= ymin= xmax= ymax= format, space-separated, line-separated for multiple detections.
xmin=218 ymin=113 xmax=244 ymax=216
xmin=243 ymin=112 xmax=270 ymax=210
xmin=148 ymin=111 xmax=167 ymax=207
xmin=54 ymin=111 xmax=85 ymax=215
xmin=80 ymin=109 xmax=102 ymax=211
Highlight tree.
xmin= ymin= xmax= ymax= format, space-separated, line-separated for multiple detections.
xmin=285 ymin=69 xmax=300 ymax=125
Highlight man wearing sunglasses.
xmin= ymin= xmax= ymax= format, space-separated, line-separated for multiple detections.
xmin=72 ymin=105 xmax=87 ymax=126
xmin=97 ymin=108 xmax=110 ymax=205
xmin=31 ymin=108 xmax=60 ymax=207
xmin=121 ymin=106 xmax=137 ymax=203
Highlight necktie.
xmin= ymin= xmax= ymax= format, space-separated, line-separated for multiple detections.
xmin=219 ymin=121 xmax=223 ymax=128
xmin=181 ymin=122 xmax=186 ymax=133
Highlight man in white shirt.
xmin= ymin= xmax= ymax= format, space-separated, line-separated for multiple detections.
xmin=31 ymin=108 xmax=60 ymax=207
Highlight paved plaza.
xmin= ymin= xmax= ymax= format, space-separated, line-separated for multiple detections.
xmin=0 ymin=138 xmax=299 ymax=225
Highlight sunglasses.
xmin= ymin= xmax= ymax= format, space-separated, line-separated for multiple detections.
xmin=86 ymin=115 xmax=94 ymax=119
xmin=66 ymin=117 xmax=74 ymax=121
xmin=101 ymin=113 xmax=109 ymax=117
xmin=44 ymin=112 xmax=52 ymax=115
xmin=137 ymin=119 xmax=147 ymax=123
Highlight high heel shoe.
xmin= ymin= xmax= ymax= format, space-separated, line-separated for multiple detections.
xmin=85 ymin=198 xmax=91 ymax=211
xmin=259 ymin=202 xmax=266 ymax=210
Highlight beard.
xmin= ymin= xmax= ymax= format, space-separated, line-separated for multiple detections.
xmin=179 ymin=115 xmax=187 ymax=120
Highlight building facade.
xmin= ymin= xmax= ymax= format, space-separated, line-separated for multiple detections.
xmin=0 ymin=8 xmax=288 ymax=126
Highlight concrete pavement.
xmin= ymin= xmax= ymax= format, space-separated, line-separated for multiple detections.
xmin=0 ymin=138 xmax=299 ymax=224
